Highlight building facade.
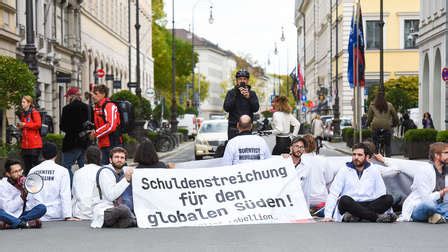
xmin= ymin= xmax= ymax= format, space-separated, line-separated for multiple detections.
xmin=295 ymin=0 xmax=420 ymax=122
xmin=418 ymin=0 xmax=447 ymax=130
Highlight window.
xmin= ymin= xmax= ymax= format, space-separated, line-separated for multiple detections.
xmin=366 ymin=20 xmax=381 ymax=50
xmin=404 ymin=19 xmax=419 ymax=49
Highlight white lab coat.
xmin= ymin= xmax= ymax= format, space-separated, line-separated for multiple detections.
xmin=72 ymin=164 xmax=102 ymax=220
xmin=90 ymin=165 xmax=130 ymax=228
xmin=0 ymin=178 xmax=24 ymax=218
xmin=222 ymin=134 xmax=271 ymax=165
xmin=324 ymin=162 xmax=387 ymax=221
xmin=26 ymin=160 xmax=72 ymax=221
xmin=300 ymin=153 xmax=330 ymax=206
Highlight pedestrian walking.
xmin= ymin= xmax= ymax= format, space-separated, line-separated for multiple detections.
xmin=422 ymin=112 xmax=435 ymax=129
xmin=311 ymin=115 xmax=324 ymax=153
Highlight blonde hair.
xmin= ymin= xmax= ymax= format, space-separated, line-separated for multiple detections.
xmin=275 ymin=96 xmax=292 ymax=113
xmin=22 ymin=95 xmax=33 ymax=104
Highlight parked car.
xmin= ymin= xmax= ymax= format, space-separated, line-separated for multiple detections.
xmin=177 ymin=113 xmax=197 ymax=138
xmin=323 ymin=117 xmax=352 ymax=141
xmin=194 ymin=119 xmax=228 ymax=160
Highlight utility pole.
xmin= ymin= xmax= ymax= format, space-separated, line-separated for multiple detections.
xmin=135 ymin=0 xmax=142 ymax=97
xmin=24 ymin=0 xmax=40 ymax=107
xmin=379 ymin=0 xmax=384 ymax=94
xmin=332 ymin=0 xmax=341 ymax=141
xmin=171 ymin=0 xmax=178 ymax=132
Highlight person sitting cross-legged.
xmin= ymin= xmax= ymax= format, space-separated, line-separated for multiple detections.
xmin=323 ymin=143 xmax=396 ymax=223
xmin=0 ymin=160 xmax=46 ymax=229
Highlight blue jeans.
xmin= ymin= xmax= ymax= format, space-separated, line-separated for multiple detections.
xmin=411 ymin=200 xmax=448 ymax=222
xmin=63 ymin=148 xmax=85 ymax=184
xmin=0 ymin=204 xmax=46 ymax=228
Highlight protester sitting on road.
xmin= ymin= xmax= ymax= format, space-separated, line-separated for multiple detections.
xmin=72 ymin=146 xmax=102 ymax=220
xmin=271 ymin=96 xmax=300 ymax=155
xmin=91 ymin=147 xmax=136 ymax=228
xmin=134 ymin=140 xmax=174 ymax=169
xmin=403 ymin=142 xmax=448 ymax=224
xmin=26 ymin=142 xmax=74 ymax=221
xmin=323 ymin=143 xmax=396 ymax=223
xmin=0 ymin=160 xmax=46 ymax=229
xmin=284 ymin=136 xmax=329 ymax=216
xmin=222 ymin=115 xmax=271 ymax=165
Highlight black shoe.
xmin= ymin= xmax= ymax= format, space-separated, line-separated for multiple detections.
xmin=376 ymin=213 xmax=397 ymax=223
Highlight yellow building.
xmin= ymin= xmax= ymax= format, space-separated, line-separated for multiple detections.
xmin=0 ymin=0 xmax=20 ymax=57
xmin=295 ymin=0 xmax=419 ymax=120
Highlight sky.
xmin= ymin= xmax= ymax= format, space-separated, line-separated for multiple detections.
xmin=163 ymin=0 xmax=297 ymax=75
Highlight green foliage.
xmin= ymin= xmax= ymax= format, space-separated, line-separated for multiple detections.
xmin=404 ymin=129 xmax=437 ymax=142
xmin=367 ymin=76 xmax=418 ymax=113
xmin=147 ymin=131 xmax=158 ymax=141
xmin=436 ymin=130 xmax=448 ymax=142
xmin=0 ymin=144 xmax=20 ymax=158
xmin=0 ymin=56 xmax=36 ymax=110
xmin=261 ymin=110 xmax=273 ymax=118
xmin=152 ymin=104 xmax=171 ymax=122
xmin=342 ymin=127 xmax=354 ymax=141
xmin=177 ymin=128 xmax=188 ymax=135
xmin=43 ymin=134 xmax=64 ymax=151
xmin=111 ymin=90 xmax=152 ymax=120
xmin=185 ymin=107 xmax=198 ymax=116
xmin=122 ymin=133 xmax=137 ymax=144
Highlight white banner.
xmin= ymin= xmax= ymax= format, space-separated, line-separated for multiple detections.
xmin=133 ymin=158 xmax=312 ymax=228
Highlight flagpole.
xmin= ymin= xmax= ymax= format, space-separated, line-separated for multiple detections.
xmin=357 ymin=1 xmax=362 ymax=143
xmin=352 ymin=4 xmax=357 ymax=144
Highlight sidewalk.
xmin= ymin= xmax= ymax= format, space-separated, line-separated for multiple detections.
xmin=126 ymin=140 xmax=194 ymax=166
xmin=323 ymin=140 xmax=409 ymax=160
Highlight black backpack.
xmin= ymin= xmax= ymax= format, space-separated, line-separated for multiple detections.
xmin=101 ymin=100 xmax=134 ymax=134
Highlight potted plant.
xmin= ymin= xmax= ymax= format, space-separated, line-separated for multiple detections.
xmin=436 ymin=130 xmax=448 ymax=142
xmin=122 ymin=133 xmax=138 ymax=158
xmin=177 ymin=128 xmax=189 ymax=142
xmin=403 ymin=129 xmax=437 ymax=159
xmin=342 ymin=128 xmax=354 ymax=147
xmin=390 ymin=136 xmax=404 ymax=156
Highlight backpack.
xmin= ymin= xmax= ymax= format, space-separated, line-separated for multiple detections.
xmin=30 ymin=109 xmax=49 ymax=137
xmin=101 ymin=100 xmax=134 ymax=134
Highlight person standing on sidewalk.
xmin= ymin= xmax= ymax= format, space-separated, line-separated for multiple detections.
xmin=324 ymin=143 xmax=396 ymax=223
xmin=60 ymin=87 xmax=93 ymax=184
xmin=223 ymin=70 xmax=259 ymax=140
xmin=311 ymin=115 xmax=324 ymax=154
xmin=18 ymin=95 xmax=42 ymax=175
xmin=90 ymin=85 xmax=122 ymax=165
xmin=271 ymin=96 xmax=300 ymax=155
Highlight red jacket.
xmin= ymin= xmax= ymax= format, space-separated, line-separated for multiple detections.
xmin=93 ymin=98 xmax=121 ymax=149
xmin=20 ymin=108 xmax=43 ymax=149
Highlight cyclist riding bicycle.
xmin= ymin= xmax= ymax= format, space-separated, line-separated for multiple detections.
xmin=366 ymin=91 xmax=399 ymax=157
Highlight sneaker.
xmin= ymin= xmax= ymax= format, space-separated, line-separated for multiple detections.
xmin=428 ymin=213 xmax=446 ymax=224
xmin=342 ymin=213 xmax=360 ymax=222
xmin=0 ymin=220 xmax=11 ymax=229
xmin=26 ymin=219 xmax=42 ymax=229
xmin=376 ymin=213 xmax=397 ymax=223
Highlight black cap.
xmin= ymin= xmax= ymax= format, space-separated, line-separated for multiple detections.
xmin=42 ymin=142 xmax=58 ymax=159
xmin=235 ymin=69 xmax=250 ymax=79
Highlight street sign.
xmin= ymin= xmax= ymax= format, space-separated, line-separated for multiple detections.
xmin=301 ymin=106 xmax=307 ymax=112
xmin=97 ymin=69 xmax=105 ymax=78
xmin=105 ymin=74 xmax=114 ymax=81
xmin=301 ymin=95 xmax=307 ymax=102
xmin=443 ymin=67 xmax=448 ymax=81
xmin=113 ymin=80 xmax=122 ymax=89
xmin=145 ymin=88 xmax=155 ymax=98
xmin=127 ymin=82 xmax=137 ymax=88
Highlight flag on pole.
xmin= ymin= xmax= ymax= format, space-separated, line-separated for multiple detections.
xmin=289 ymin=67 xmax=298 ymax=100
xmin=348 ymin=4 xmax=365 ymax=88
xmin=297 ymin=63 xmax=305 ymax=90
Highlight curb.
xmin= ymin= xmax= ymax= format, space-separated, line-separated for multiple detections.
xmin=323 ymin=142 xmax=352 ymax=155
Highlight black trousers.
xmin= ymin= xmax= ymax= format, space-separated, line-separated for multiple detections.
xmin=21 ymin=148 xmax=41 ymax=176
xmin=372 ymin=128 xmax=392 ymax=157
xmin=338 ymin=195 xmax=393 ymax=222
xmin=227 ymin=126 xmax=239 ymax=140
xmin=272 ymin=137 xmax=291 ymax=155
xmin=103 ymin=205 xmax=136 ymax=228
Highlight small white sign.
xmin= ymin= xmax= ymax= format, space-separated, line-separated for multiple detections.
xmin=145 ymin=88 xmax=155 ymax=98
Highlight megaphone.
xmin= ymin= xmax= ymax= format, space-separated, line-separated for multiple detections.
xmin=19 ymin=173 xmax=44 ymax=194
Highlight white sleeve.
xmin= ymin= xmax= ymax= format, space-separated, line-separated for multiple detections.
xmin=271 ymin=113 xmax=281 ymax=135
xmin=99 ymin=169 xmax=130 ymax=201
xmin=0 ymin=185 xmax=23 ymax=214
xmin=374 ymin=169 xmax=387 ymax=197
xmin=60 ymin=169 xmax=72 ymax=219
xmin=290 ymin=114 xmax=301 ymax=137
xmin=324 ymin=168 xmax=345 ymax=219
xmin=222 ymin=140 xmax=235 ymax=165
xmin=262 ymin=139 xmax=271 ymax=159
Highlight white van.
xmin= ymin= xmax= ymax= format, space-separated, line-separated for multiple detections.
xmin=177 ymin=113 xmax=197 ymax=137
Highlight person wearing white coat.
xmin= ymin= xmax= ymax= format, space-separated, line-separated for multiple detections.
xmin=0 ymin=160 xmax=46 ymax=229
xmin=324 ymin=143 xmax=396 ymax=222
xmin=26 ymin=142 xmax=72 ymax=221
xmin=271 ymin=96 xmax=300 ymax=155
xmin=72 ymin=146 xmax=102 ymax=220
xmin=311 ymin=115 xmax=324 ymax=152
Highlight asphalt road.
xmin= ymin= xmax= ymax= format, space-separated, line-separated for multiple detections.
xmin=1 ymin=221 xmax=446 ymax=252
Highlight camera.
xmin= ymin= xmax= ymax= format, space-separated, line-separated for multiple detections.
xmin=78 ymin=121 xmax=95 ymax=138
xmin=238 ymin=82 xmax=247 ymax=89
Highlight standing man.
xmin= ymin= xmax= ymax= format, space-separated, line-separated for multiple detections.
xmin=222 ymin=115 xmax=270 ymax=165
xmin=26 ymin=142 xmax=73 ymax=221
xmin=223 ymin=69 xmax=259 ymax=140
xmin=60 ymin=86 xmax=93 ymax=183
xmin=90 ymin=85 xmax=122 ymax=165
xmin=324 ymin=143 xmax=396 ymax=223
xmin=0 ymin=160 xmax=46 ymax=229
xmin=91 ymin=147 xmax=136 ymax=228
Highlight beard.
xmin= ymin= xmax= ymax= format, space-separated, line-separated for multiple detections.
xmin=111 ymin=162 xmax=125 ymax=170
xmin=353 ymin=159 xmax=366 ymax=167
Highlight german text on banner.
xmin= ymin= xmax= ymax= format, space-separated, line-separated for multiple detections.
xmin=133 ymin=158 xmax=312 ymax=228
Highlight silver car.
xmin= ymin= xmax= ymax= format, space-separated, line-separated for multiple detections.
xmin=194 ymin=120 xmax=228 ymax=160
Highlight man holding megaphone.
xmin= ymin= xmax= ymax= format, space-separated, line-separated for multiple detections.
xmin=0 ymin=160 xmax=46 ymax=229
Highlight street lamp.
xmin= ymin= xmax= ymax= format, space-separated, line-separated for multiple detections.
xmin=171 ymin=0 xmax=178 ymax=133
xmin=332 ymin=0 xmax=342 ymax=141
xmin=135 ymin=0 xmax=142 ymax=97
xmin=280 ymin=26 xmax=289 ymax=98
xmin=191 ymin=0 xmax=214 ymax=109
xmin=23 ymin=0 xmax=40 ymax=107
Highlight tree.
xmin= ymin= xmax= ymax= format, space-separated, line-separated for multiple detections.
xmin=367 ymin=76 xmax=418 ymax=113
xmin=111 ymin=90 xmax=152 ymax=120
xmin=0 ymin=56 xmax=36 ymax=143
